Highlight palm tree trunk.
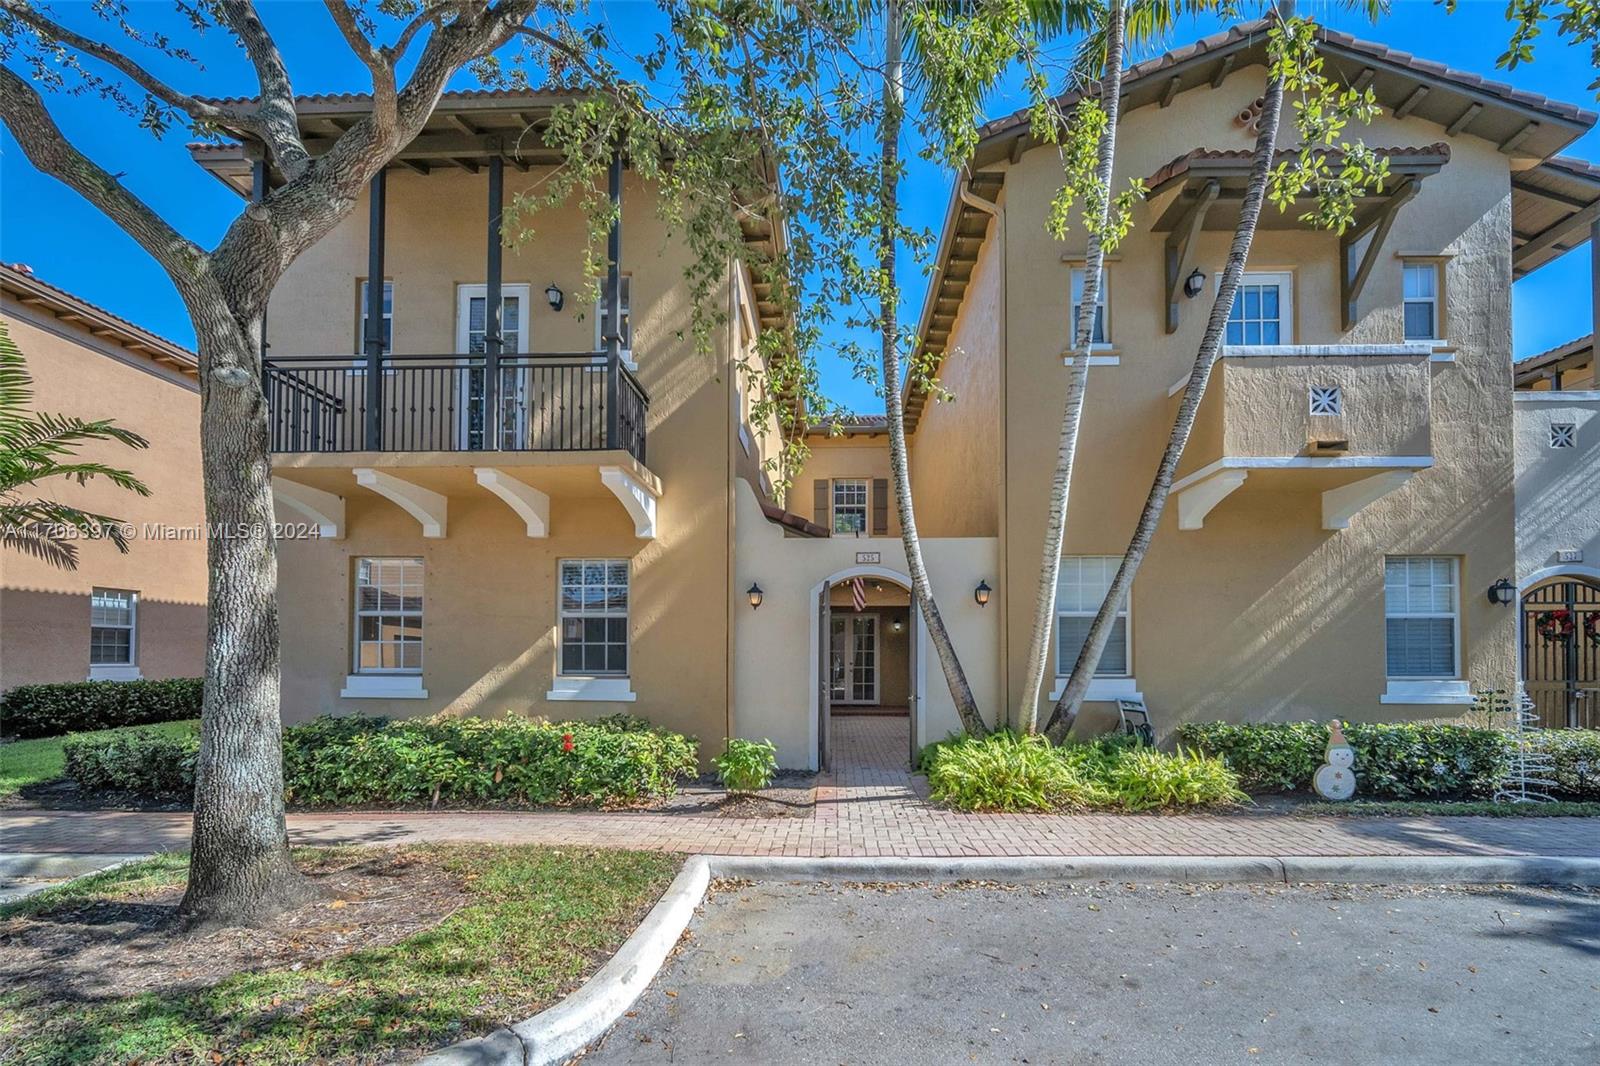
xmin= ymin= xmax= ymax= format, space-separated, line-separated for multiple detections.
xmin=881 ymin=0 xmax=986 ymax=736
xmin=179 ymin=297 xmax=314 ymax=927
xmin=1045 ymin=25 xmax=1289 ymax=743
xmin=1018 ymin=0 xmax=1127 ymax=734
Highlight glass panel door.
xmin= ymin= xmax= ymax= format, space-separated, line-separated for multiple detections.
xmin=829 ymin=614 xmax=879 ymax=705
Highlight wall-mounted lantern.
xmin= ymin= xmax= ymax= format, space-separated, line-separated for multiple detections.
xmin=1486 ymin=578 xmax=1516 ymax=606
xmin=545 ymin=282 xmax=565 ymax=312
xmin=1183 ymin=269 xmax=1207 ymax=299
xmin=747 ymin=583 xmax=764 ymax=610
xmin=891 ymin=618 xmax=904 ymax=633
xmin=974 ymin=580 xmax=992 ymax=607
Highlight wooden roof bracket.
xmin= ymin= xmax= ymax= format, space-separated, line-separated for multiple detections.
xmin=1164 ymin=179 xmax=1221 ymax=334
xmin=1340 ymin=177 xmax=1421 ymax=330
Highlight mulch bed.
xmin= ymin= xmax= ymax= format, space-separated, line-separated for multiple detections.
xmin=657 ymin=771 xmax=818 ymax=819
xmin=0 ymin=850 xmax=468 ymax=1005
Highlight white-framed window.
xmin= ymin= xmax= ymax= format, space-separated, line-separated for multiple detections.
xmin=89 ymin=588 xmax=137 ymax=666
xmin=358 ymin=279 xmax=393 ymax=356
xmin=1069 ymin=267 xmax=1108 ymax=346
xmin=560 ymin=559 xmax=630 ymax=676
xmin=1384 ymin=556 xmax=1459 ymax=679
xmin=1402 ymin=261 xmax=1440 ymax=341
xmin=1055 ymin=556 xmax=1129 ymax=678
xmin=595 ymin=274 xmax=633 ymax=355
xmin=1226 ymin=272 xmax=1293 ymax=345
xmin=354 ymin=558 xmax=423 ymax=674
xmin=832 ymin=478 xmax=869 ymax=535
xmin=1309 ymin=385 xmax=1342 ymax=416
xmin=455 ymin=283 xmax=531 ymax=355
xmin=1549 ymin=423 xmax=1576 ymax=449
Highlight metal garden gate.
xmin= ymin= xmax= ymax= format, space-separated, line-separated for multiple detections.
xmin=1521 ymin=579 xmax=1600 ymax=729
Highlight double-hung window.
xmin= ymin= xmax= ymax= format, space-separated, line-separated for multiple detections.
xmin=89 ymin=588 xmax=138 ymax=674
xmin=1069 ymin=268 xmax=1108 ymax=346
xmin=1402 ymin=262 xmax=1440 ymax=341
xmin=1054 ymin=557 xmax=1129 ymax=678
xmin=560 ymin=559 xmax=630 ymax=676
xmin=358 ymin=279 xmax=394 ymax=356
xmin=1384 ymin=557 xmax=1459 ymax=679
xmin=832 ymin=478 xmax=869 ymax=535
xmin=1225 ymin=272 xmax=1292 ymax=345
xmin=354 ymin=558 xmax=423 ymax=673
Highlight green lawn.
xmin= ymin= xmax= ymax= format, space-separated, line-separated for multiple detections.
xmin=0 ymin=845 xmax=680 ymax=1065
xmin=0 ymin=720 xmax=198 ymax=798
xmin=1294 ymin=799 xmax=1600 ymax=818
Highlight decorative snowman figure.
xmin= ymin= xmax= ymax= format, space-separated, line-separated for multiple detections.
xmin=1313 ymin=719 xmax=1357 ymax=801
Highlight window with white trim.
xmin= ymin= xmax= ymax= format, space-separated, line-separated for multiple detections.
xmin=1309 ymin=385 xmax=1342 ymax=416
xmin=354 ymin=558 xmax=423 ymax=673
xmin=1549 ymin=423 xmax=1576 ymax=449
xmin=90 ymin=588 xmax=137 ymax=666
xmin=832 ymin=478 xmax=869 ymax=535
xmin=595 ymin=274 xmax=633 ymax=354
xmin=1226 ymin=272 xmax=1292 ymax=345
xmin=1384 ymin=556 xmax=1459 ymax=679
xmin=358 ymin=279 xmax=393 ymax=356
xmin=1055 ymin=556 xmax=1129 ymax=678
xmin=1069 ymin=267 xmax=1108 ymax=346
xmin=560 ymin=559 xmax=629 ymax=676
xmin=1402 ymin=261 xmax=1440 ymax=341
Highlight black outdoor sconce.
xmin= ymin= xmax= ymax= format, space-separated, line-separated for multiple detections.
xmin=1183 ymin=268 xmax=1207 ymax=299
xmin=545 ymin=282 xmax=565 ymax=312
xmin=974 ymin=580 xmax=992 ymax=607
xmin=1486 ymin=578 xmax=1516 ymax=606
xmin=747 ymin=583 xmax=764 ymax=609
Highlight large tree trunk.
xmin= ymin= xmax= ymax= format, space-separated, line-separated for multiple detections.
xmin=1045 ymin=33 xmax=1289 ymax=743
xmin=179 ymin=296 xmax=313 ymax=926
xmin=880 ymin=0 xmax=986 ymax=736
xmin=1018 ymin=1 xmax=1127 ymax=734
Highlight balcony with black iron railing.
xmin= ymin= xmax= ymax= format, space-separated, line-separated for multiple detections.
xmin=263 ymin=352 xmax=649 ymax=464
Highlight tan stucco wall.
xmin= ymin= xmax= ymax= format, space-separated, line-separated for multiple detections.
xmin=0 ymin=301 xmax=206 ymax=689
xmin=731 ymin=482 xmax=999 ymax=769
xmin=268 ymin=166 xmax=736 ymax=753
xmin=1513 ymin=393 xmax=1600 ymax=583
xmin=910 ymin=202 xmax=1005 ymax=540
xmin=794 ymin=436 xmax=902 ymax=537
xmin=983 ymin=61 xmax=1518 ymax=731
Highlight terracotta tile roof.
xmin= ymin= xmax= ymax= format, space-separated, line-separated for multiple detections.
xmin=1516 ymin=333 xmax=1594 ymax=368
xmin=759 ymin=499 xmax=830 ymax=538
xmin=1146 ymin=142 xmax=1451 ymax=188
xmin=195 ymin=87 xmax=582 ymax=108
xmin=807 ymin=413 xmax=889 ymax=434
xmin=0 ymin=263 xmax=198 ymax=378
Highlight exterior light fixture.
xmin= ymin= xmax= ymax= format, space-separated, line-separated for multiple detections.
xmin=1486 ymin=578 xmax=1516 ymax=606
xmin=747 ymin=583 xmax=764 ymax=609
xmin=545 ymin=282 xmax=565 ymax=312
xmin=891 ymin=618 xmax=904 ymax=633
xmin=1183 ymin=269 xmax=1206 ymax=299
xmin=974 ymin=580 xmax=992 ymax=607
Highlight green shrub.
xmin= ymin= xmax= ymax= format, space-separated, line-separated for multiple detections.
xmin=714 ymin=738 xmax=778 ymax=794
xmin=62 ymin=723 xmax=198 ymax=794
xmin=1 ymin=678 xmax=203 ymax=739
xmin=1175 ymin=721 xmax=1600 ymax=800
xmin=63 ymin=714 xmax=698 ymax=806
xmin=926 ymin=732 xmax=1110 ymax=812
xmin=1103 ymin=747 xmax=1248 ymax=811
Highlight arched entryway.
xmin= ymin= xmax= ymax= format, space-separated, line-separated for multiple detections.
xmin=1520 ymin=568 xmax=1600 ymax=729
xmin=807 ymin=565 xmax=928 ymax=771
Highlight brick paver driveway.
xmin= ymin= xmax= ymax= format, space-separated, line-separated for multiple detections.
xmin=4 ymin=718 xmax=1597 ymax=859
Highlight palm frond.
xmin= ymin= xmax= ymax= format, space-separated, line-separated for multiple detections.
xmin=0 ymin=521 xmax=80 ymax=570
xmin=0 ymin=498 xmax=136 ymax=553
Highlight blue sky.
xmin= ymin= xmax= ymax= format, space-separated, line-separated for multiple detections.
xmin=1 ymin=1 xmax=1595 ymax=415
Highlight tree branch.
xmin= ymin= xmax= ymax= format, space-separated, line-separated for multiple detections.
xmin=0 ymin=66 xmax=208 ymax=294
xmin=321 ymin=0 xmax=397 ymax=127
xmin=212 ymin=0 xmax=310 ymax=180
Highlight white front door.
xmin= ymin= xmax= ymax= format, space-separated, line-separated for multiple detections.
xmin=830 ymin=613 xmax=879 ymax=705
xmin=455 ymin=284 xmax=531 ymax=448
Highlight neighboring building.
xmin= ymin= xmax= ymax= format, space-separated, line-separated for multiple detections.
xmin=0 ymin=264 xmax=206 ymax=690
xmin=196 ymin=20 xmax=1598 ymax=770
xmin=1513 ymin=335 xmax=1598 ymax=728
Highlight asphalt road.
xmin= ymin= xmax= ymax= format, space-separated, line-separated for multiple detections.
xmin=582 ymin=879 xmax=1600 ymax=1066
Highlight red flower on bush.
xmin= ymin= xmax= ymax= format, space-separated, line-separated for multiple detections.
xmin=562 ymin=733 xmax=575 ymax=753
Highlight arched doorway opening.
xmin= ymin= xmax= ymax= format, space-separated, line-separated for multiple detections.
xmin=1520 ymin=568 xmax=1600 ymax=729
xmin=807 ymin=565 xmax=927 ymax=772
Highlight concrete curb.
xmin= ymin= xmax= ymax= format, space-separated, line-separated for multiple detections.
xmin=0 ymin=853 xmax=149 ymax=880
xmin=413 ymin=852 xmax=1600 ymax=1065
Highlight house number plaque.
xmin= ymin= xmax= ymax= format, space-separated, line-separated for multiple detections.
xmin=856 ymin=551 xmax=881 ymax=564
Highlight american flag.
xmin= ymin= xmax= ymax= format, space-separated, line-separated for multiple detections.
xmin=850 ymin=576 xmax=866 ymax=612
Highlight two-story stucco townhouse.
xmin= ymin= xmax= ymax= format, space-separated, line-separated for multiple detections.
xmin=208 ymin=20 xmax=1598 ymax=772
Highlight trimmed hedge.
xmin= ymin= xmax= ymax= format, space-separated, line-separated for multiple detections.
xmin=61 ymin=713 xmax=699 ymax=806
xmin=1175 ymin=721 xmax=1600 ymax=800
xmin=1 ymin=678 xmax=203 ymax=739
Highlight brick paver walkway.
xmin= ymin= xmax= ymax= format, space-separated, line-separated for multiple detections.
xmin=4 ymin=717 xmax=1596 ymax=859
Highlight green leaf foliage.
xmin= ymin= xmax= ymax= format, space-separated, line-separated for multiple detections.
xmin=1 ymin=677 xmax=203 ymax=738
xmin=713 ymin=736 xmax=778 ymax=794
